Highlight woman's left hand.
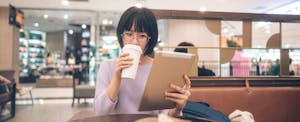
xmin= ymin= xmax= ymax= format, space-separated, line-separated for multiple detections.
xmin=165 ymin=74 xmax=191 ymax=116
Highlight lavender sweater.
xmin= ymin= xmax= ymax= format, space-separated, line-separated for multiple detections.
xmin=94 ymin=59 xmax=168 ymax=115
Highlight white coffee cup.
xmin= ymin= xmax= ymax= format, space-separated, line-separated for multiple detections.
xmin=121 ymin=44 xmax=142 ymax=80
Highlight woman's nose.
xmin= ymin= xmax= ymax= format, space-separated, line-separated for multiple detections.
xmin=130 ymin=36 xmax=139 ymax=45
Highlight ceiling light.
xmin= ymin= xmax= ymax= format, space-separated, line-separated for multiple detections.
xmin=61 ymin=0 xmax=69 ymax=6
xmin=264 ymin=25 xmax=270 ymax=29
xmin=64 ymin=14 xmax=69 ymax=19
xmin=34 ymin=23 xmax=39 ymax=27
xmin=158 ymin=42 xmax=165 ymax=46
xmin=39 ymin=99 xmax=44 ymax=104
xmin=223 ymin=28 xmax=229 ymax=33
xmin=266 ymin=30 xmax=271 ymax=34
xmin=285 ymin=44 xmax=290 ymax=48
xmin=229 ymin=32 xmax=234 ymax=36
xmin=68 ymin=30 xmax=74 ymax=35
xmin=134 ymin=3 xmax=142 ymax=8
xmin=108 ymin=20 xmax=113 ymax=25
xmin=199 ymin=7 xmax=207 ymax=12
xmin=81 ymin=24 xmax=87 ymax=29
xmin=102 ymin=19 xmax=108 ymax=25
xmin=43 ymin=14 xmax=48 ymax=19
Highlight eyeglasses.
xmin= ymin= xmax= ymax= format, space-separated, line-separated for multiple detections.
xmin=121 ymin=31 xmax=151 ymax=42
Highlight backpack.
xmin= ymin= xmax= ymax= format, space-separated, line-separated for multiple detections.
xmin=182 ymin=101 xmax=230 ymax=122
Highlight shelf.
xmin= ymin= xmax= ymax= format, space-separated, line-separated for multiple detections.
xmin=29 ymin=57 xmax=44 ymax=59
xmin=28 ymin=45 xmax=45 ymax=48
xmin=28 ymin=47 xmax=44 ymax=50
xmin=19 ymin=30 xmax=47 ymax=77
xmin=29 ymin=39 xmax=46 ymax=45
xmin=19 ymin=35 xmax=30 ymax=76
xmin=81 ymin=45 xmax=90 ymax=48
xmin=29 ymin=63 xmax=44 ymax=65
xmin=19 ymin=38 xmax=27 ymax=43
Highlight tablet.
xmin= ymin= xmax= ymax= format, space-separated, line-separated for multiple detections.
xmin=138 ymin=51 xmax=196 ymax=111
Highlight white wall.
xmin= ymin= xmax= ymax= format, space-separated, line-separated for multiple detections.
xmin=252 ymin=22 xmax=280 ymax=48
xmin=167 ymin=19 xmax=219 ymax=47
xmin=282 ymin=23 xmax=300 ymax=48
xmin=0 ymin=7 xmax=20 ymax=83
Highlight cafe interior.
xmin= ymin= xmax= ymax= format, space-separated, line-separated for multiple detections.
xmin=0 ymin=0 xmax=300 ymax=122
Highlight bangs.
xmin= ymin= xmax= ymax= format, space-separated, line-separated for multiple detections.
xmin=123 ymin=12 xmax=150 ymax=34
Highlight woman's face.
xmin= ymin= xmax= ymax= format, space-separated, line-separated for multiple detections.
xmin=121 ymin=28 xmax=150 ymax=53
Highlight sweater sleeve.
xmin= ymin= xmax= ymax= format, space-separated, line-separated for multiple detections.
xmin=93 ymin=60 xmax=117 ymax=115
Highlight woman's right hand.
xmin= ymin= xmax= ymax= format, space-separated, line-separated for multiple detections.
xmin=115 ymin=52 xmax=134 ymax=75
xmin=107 ymin=52 xmax=134 ymax=102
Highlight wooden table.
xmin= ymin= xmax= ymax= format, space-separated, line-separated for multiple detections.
xmin=68 ymin=113 xmax=196 ymax=122
xmin=69 ymin=114 xmax=156 ymax=122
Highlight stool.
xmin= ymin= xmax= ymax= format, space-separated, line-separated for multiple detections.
xmin=18 ymin=87 xmax=34 ymax=105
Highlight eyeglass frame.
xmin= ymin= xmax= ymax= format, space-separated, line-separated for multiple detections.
xmin=120 ymin=31 xmax=151 ymax=42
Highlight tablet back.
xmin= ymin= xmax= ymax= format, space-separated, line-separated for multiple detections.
xmin=138 ymin=51 xmax=195 ymax=111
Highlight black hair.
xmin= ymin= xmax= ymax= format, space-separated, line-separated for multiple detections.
xmin=289 ymin=58 xmax=293 ymax=64
xmin=47 ymin=52 xmax=51 ymax=57
xmin=174 ymin=42 xmax=195 ymax=53
xmin=117 ymin=7 xmax=158 ymax=56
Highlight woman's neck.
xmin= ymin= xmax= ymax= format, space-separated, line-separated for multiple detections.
xmin=139 ymin=55 xmax=153 ymax=65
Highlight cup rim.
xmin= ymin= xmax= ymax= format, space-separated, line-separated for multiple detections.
xmin=123 ymin=44 xmax=142 ymax=53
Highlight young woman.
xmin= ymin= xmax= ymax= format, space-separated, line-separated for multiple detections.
xmin=94 ymin=7 xmax=191 ymax=117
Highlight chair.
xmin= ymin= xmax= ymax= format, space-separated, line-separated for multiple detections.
xmin=72 ymin=70 xmax=95 ymax=107
xmin=0 ymin=70 xmax=16 ymax=121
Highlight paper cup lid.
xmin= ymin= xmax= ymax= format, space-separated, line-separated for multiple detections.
xmin=123 ymin=44 xmax=142 ymax=53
